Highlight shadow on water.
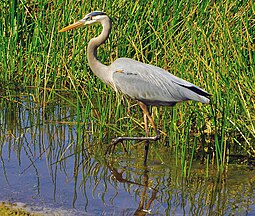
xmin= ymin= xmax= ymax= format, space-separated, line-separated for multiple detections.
xmin=0 ymin=92 xmax=255 ymax=215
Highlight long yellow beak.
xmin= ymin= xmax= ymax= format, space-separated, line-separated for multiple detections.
xmin=59 ymin=20 xmax=84 ymax=32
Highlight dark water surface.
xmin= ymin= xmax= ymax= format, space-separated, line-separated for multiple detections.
xmin=0 ymin=95 xmax=255 ymax=215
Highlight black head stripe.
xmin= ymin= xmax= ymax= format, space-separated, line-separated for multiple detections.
xmin=92 ymin=11 xmax=106 ymax=16
xmin=87 ymin=11 xmax=106 ymax=18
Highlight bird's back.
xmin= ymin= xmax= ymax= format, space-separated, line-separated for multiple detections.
xmin=109 ymin=58 xmax=210 ymax=106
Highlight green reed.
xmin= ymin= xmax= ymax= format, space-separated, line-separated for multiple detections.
xmin=0 ymin=0 xmax=254 ymax=170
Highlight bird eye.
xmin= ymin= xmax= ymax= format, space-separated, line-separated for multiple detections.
xmin=86 ymin=16 xmax=92 ymax=21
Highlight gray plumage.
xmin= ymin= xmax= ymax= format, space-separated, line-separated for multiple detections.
xmin=72 ymin=11 xmax=211 ymax=106
xmin=110 ymin=58 xmax=210 ymax=106
xmin=59 ymin=11 xmax=211 ymax=164
xmin=60 ymin=11 xmax=210 ymax=106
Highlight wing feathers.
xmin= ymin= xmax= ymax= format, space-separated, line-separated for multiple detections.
xmin=111 ymin=58 xmax=210 ymax=105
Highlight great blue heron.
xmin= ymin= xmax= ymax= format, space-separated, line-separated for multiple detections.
xmin=59 ymin=11 xmax=211 ymax=164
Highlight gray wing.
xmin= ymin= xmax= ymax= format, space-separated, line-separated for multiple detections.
xmin=110 ymin=58 xmax=210 ymax=106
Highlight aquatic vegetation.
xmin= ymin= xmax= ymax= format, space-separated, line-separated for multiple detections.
xmin=0 ymin=0 xmax=254 ymax=170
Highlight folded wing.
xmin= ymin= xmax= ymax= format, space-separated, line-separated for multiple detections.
xmin=111 ymin=58 xmax=210 ymax=106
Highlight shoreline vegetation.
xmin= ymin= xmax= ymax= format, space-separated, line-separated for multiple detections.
xmin=0 ymin=0 xmax=254 ymax=170
xmin=0 ymin=202 xmax=37 ymax=216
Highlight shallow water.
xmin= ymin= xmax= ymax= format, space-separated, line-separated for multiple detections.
xmin=0 ymin=94 xmax=255 ymax=215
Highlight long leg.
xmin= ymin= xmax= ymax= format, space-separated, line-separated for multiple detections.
xmin=143 ymin=112 xmax=150 ymax=165
xmin=139 ymin=101 xmax=160 ymax=164
xmin=106 ymin=101 xmax=160 ymax=163
xmin=138 ymin=101 xmax=157 ymax=132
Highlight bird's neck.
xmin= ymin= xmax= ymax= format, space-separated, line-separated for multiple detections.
xmin=87 ymin=17 xmax=112 ymax=84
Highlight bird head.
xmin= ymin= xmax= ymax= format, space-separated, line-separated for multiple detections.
xmin=59 ymin=11 xmax=107 ymax=32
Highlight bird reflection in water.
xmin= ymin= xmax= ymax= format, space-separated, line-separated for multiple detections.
xmin=107 ymin=161 xmax=158 ymax=215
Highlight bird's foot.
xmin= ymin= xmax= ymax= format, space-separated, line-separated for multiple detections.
xmin=106 ymin=138 xmax=128 ymax=155
xmin=106 ymin=131 xmax=160 ymax=155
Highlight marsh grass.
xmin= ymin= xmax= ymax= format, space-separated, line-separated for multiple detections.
xmin=0 ymin=0 xmax=254 ymax=170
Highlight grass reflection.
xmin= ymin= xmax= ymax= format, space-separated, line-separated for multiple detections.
xmin=0 ymin=92 xmax=254 ymax=215
xmin=1 ymin=0 xmax=255 ymax=169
